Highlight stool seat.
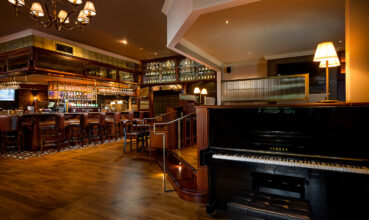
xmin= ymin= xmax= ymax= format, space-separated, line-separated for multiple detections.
xmin=105 ymin=118 xmax=114 ymax=124
xmin=227 ymin=191 xmax=311 ymax=220
xmin=64 ymin=119 xmax=80 ymax=126
xmin=40 ymin=121 xmax=56 ymax=127
xmin=87 ymin=119 xmax=100 ymax=124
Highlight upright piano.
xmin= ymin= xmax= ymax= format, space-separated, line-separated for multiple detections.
xmin=199 ymin=104 xmax=369 ymax=220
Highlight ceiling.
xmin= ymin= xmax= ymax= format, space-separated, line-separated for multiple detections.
xmin=0 ymin=0 xmax=177 ymax=61
xmin=183 ymin=0 xmax=345 ymax=64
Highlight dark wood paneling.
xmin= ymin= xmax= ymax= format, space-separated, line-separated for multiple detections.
xmin=196 ymin=107 xmax=209 ymax=192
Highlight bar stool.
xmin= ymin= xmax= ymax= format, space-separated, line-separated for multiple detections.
xmin=65 ymin=113 xmax=87 ymax=147
xmin=87 ymin=112 xmax=105 ymax=145
xmin=105 ymin=112 xmax=121 ymax=141
xmin=0 ymin=115 xmax=22 ymax=153
xmin=38 ymin=114 xmax=63 ymax=151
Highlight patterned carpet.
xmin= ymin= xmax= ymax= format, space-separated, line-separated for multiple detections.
xmin=0 ymin=138 xmax=126 ymax=160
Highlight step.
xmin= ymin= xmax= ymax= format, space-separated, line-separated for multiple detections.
xmin=156 ymin=150 xmax=207 ymax=203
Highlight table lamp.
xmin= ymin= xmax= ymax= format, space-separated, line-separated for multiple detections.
xmin=313 ymin=42 xmax=341 ymax=102
xmin=194 ymin=87 xmax=201 ymax=103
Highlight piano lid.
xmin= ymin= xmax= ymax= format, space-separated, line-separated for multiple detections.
xmin=208 ymin=106 xmax=369 ymax=160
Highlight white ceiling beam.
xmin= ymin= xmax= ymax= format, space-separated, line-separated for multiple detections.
xmin=165 ymin=0 xmax=260 ymax=69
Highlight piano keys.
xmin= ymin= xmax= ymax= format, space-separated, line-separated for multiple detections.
xmin=199 ymin=104 xmax=369 ymax=220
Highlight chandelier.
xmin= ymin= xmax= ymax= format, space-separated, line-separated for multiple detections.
xmin=8 ymin=0 xmax=96 ymax=31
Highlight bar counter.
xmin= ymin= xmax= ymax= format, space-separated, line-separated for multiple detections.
xmin=1 ymin=111 xmax=138 ymax=151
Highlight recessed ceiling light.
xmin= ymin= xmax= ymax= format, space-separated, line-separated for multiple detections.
xmin=225 ymin=20 xmax=229 ymax=24
xmin=120 ymin=39 xmax=128 ymax=45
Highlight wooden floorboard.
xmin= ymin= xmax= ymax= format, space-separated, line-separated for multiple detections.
xmin=0 ymin=141 xmax=215 ymax=220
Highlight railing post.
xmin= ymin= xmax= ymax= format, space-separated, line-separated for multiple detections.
xmin=153 ymin=112 xmax=195 ymax=193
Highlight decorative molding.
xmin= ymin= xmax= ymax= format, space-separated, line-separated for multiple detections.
xmin=162 ymin=0 xmax=174 ymax=15
xmin=0 ymin=29 xmax=33 ymax=44
xmin=0 ymin=29 xmax=140 ymax=64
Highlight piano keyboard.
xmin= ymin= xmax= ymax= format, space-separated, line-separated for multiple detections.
xmin=212 ymin=153 xmax=369 ymax=175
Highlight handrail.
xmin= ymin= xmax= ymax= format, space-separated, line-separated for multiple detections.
xmin=153 ymin=112 xmax=196 ymax=192
xmin=143 ymin=111 xmax=177 ymax=124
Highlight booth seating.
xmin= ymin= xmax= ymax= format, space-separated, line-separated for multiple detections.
xmin=105 ymin=112 xmax=121 ymax=141
xmin=0 ymin=115 xmax=22 ymax=153
xmin=227 ymin=191 xmax=311 ymax=220
xmin=87 ymin=112 xmax=105 ymax=145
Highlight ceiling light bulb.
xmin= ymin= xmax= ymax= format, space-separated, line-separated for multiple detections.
xmin=8 ymin=0 xmax=25 ymax=6
xmin=84 ymin=1 xmax=96 ymax=17
xmin=78 ymin=10 xmax=89 ymax=24
xmin=121 ymin=39 xmax=128 ymax=45
xmin=30 ymin=2 xmax=44 ymax=17
xmin=58 ymin=10 xmax=70 ymax=24
xmin=225 ymin=20 xmax=229 ymax=24
xmin=68 ymin=0 xmax=83 ymax=5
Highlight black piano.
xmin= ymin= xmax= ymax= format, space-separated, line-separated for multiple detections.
xmin=200 ymin=105 xmax=369 ymax=220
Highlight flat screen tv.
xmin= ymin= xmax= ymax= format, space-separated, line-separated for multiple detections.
xmin=0 ymin=89 xmax=15 ymax=101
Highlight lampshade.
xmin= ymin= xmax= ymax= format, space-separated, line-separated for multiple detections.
xmin=68 ymin=0 xmax=83 ymax=5
xmin=313 ymin=42 xmax=339 ymax=62
xmin=30 ymin=2 xmax=44 ymax=17
xmin=201 ymin=88 xmax=208 ymax=95
xmin=194 ymin=87 xmax=201 ymax=94
xmin=58 ymin=10 xmax=70 ymax=24
xmin=319 ymin=57 xmax=341 ymax=68
xmin=8 ymin=0 xmax=25 ymax=6
xmin=77 ymin=10 xmax=89 ymax=24
xmin=84 ymin=1 xmax=96 ymax=16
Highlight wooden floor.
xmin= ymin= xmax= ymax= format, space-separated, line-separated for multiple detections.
xmin=0 ymin=140 xmax=214 ymax=220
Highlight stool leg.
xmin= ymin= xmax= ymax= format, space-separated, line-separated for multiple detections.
xmin=80 ymin=127 xmax=84 ymax=147
xmin=67 ymin=127 xmax=71 ymax=147
xmin=1 ymin=132 xmax=5 ymax=153
xmin=100 ymin=126 xmax=104 ymax=144
xmin=123 ymin=127 xmax=127 ymax=153
xmin=130 ymin=138 xmax=132 ymax=152
xmin=88 ymin=126 xmax=91 ymax=145
xmin=17 ymin=132 xmax=21 ymax=153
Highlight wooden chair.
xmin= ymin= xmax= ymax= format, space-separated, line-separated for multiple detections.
xmin=0 ymin=115 xmax=22 ymax=153
xmin=123 ymin=120 xmax=144 ymax=152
